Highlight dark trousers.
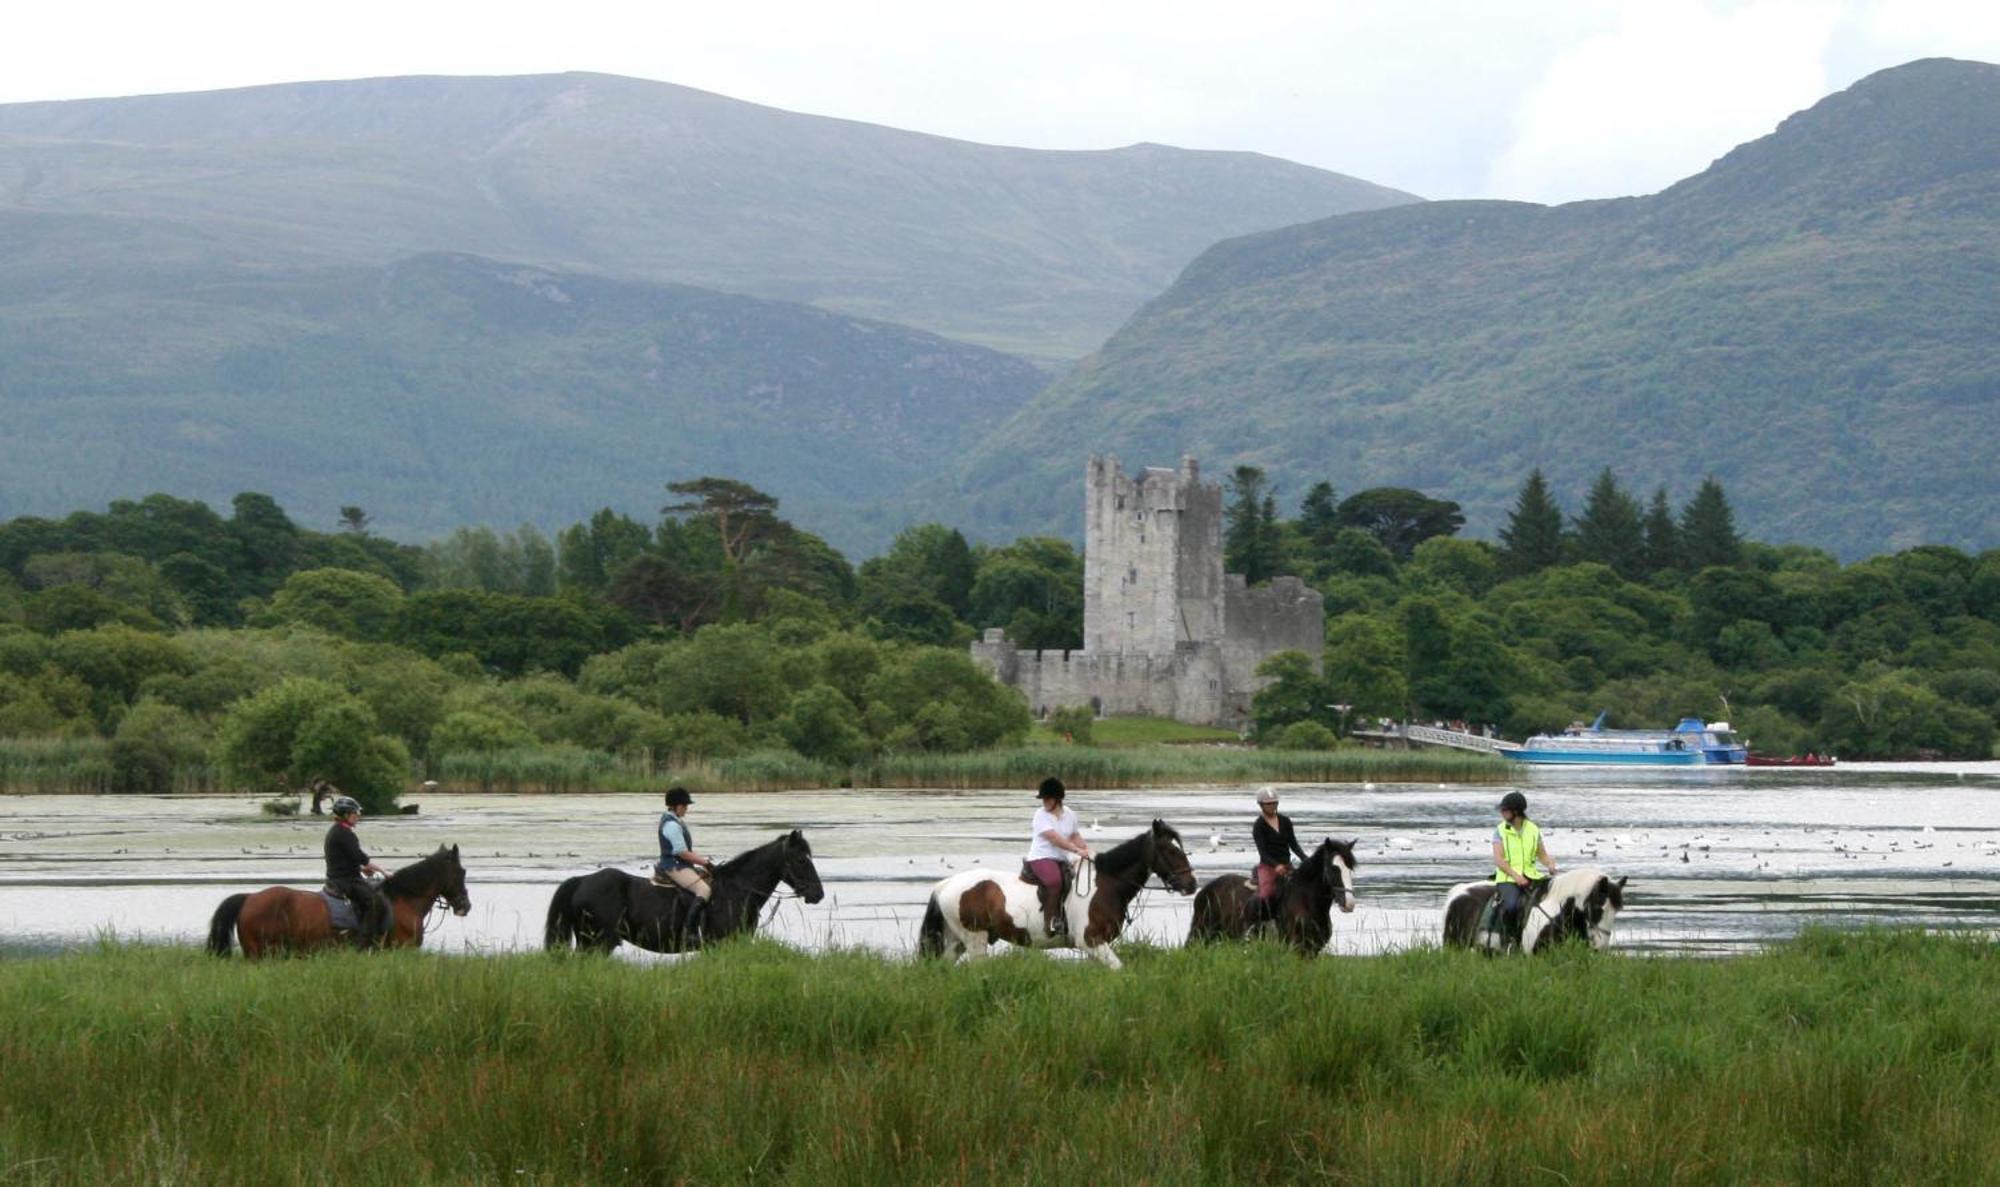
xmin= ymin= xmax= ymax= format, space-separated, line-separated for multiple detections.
xmin=330 ymin=876 xmax=389 ymax=948
xmin=1497 ymin=879 xmax=1543 ymax=942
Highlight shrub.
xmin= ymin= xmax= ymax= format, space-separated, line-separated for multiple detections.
xmin=1271 ymin=721 xmax=1339 ymax=750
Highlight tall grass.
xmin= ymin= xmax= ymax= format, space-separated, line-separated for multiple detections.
xmin=437 ymin=743 xmax=1506 ymax=793
xmin=1 ymin=931 xmax=1995 ymax=1183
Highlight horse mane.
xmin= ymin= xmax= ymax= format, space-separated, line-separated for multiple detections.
xmin=381 ymin=845 xmax=458 ymax=896
xmin=1096 ymin=821 xmax=1181 ymax=880
xmin=715 ymin=831 xmax=798 ymax=876
xmin=1544 ymin=866 xmax=1611 ymax=908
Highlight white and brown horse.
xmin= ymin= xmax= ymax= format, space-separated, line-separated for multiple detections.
xmin=917 ymin=819 xmax=1197 ymax=969
xmin=1442 ymin=867 xmax=1628 ymax=954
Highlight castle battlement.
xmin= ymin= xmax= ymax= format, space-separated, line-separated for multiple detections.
xmin=974 ymin=456 xmax=1324 ymax=728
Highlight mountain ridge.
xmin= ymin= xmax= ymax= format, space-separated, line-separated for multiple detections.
xmin=0 ymin=71 xmax=1418 ymax=360
xmin=945 ymin=57 xmax=2000 ymax=558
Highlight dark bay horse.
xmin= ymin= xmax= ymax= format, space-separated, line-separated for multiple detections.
xmin=1442 ymin=868 xmax=1628 ymax=953
xmin=1187 ymin=837 xmax=1359 ymax=956
xmin=917 ymin=819 xmax=1198 ymax=969
xmin=544 ymin=830 xmax=824 ymax=954
xmin=207 ymin=844 xmax=471 ymax=958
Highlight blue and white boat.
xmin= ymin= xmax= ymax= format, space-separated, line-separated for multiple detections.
xmin=1505 ymin=713 xmax=1748 ymax=766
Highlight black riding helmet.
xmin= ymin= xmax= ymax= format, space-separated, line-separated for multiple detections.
xmin=1498 ymin=791 xmax=1528 ymax=815
xmin=665 ymin=786 xmax=694 ymax=808
xmin=1037 ymin=776 xmax=1065 ymax=802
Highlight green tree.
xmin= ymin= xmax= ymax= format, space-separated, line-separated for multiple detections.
xmin=1334 ymin=488 xmax=1464 ymax=561
xmin=109 ymin=699 xmax=210 ymax=793
xmin=214 ymin=677 xmax=408 ymax=810
xmin=1642 ymin=488 xmax=1682 ymax=576
xmin=777 ymin=685 xmax=872 ymax=765
xmin=1681 ymin=477 xmax=1742 ymax=571
xmin=265 ymin=568 xmax=405 ymax=641
xmin=1249 ymin=650 xmax=1334 ymax=739
xmin=1498 ymin=468 xmax=1565 ymax=576
xmin=1296 ymin=482 xmax=1341 ymax=550
xmin=1322 ymin=615 xmax=1408 ymax=723
xmin=1224 ymin=466 xmax=1280 ymax=582
xmin=1572 ymin=469 xmax=1645 ymax=579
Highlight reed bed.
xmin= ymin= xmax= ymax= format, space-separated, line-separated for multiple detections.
xmin=441 ymin=744 xmax=1506 ymax=794
xmin=0 ymin=930 xmax=1993 ymax=1184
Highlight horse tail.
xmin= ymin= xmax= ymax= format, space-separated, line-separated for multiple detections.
xmin=545 ymin=876 xmax=581 ymax=950
xmin=916 ymin=890 xmax=948 ymax=959
xmin=207 ymin=893 xmax=248 ymax=957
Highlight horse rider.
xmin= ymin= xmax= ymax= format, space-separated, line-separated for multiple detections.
xmin=1493 ymin=790 xmax=1558 ymax=947
xmin=323 ymin=795 xmax=389 ymax=950
xmin=1026 ymin=776 xmax=1091 ymax=936
xmin=1250 ymin=785 xmax=1307 ymax=924
xmin=656 ymin=786 xmax=716 ymax=943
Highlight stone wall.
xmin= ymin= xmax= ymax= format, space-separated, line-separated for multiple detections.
xmin=1220 ymin=575 xmax=1327 ymax=721
xmin=971 ymin=630 xmax=1227 ymax=723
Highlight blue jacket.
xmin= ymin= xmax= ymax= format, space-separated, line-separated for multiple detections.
xmin=658 ymin=813 xmax=695 ymax=872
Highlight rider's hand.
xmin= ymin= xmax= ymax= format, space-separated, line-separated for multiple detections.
xmin=1515 ymin=875 xmax=1530 ymax=887
xmin=1278 ymin=864 xmax=1293 ymax=875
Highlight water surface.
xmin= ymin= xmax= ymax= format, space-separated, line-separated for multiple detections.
xmin=5 ymin=762 xmax=1998 ymax=958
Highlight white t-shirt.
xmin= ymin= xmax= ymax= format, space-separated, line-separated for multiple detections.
xmin=1027 ymin=806 xmax=1080 ymax=863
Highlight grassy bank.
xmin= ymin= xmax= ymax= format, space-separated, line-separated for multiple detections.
xmin=2 ymin=932 xmax=1996 ymax=1183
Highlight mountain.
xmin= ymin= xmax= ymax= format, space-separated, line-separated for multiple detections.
xmin=0 ymin=247 xmax=1046 ymax=545
xmin=0 ymin=73 xmax=1416 ymax=361
xmin=949 ymin=58 xmax=2000 ymax=558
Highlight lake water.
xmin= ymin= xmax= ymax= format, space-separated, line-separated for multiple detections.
xmin=6 ymin=762 xmax=2000 ymax=959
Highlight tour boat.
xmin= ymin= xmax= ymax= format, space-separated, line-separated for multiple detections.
xmin=1504 ymin=713 xmax=1749 ymax=766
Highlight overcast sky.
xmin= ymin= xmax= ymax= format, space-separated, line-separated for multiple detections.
xmin=7 ymin=0 xmax=1998 ymax=202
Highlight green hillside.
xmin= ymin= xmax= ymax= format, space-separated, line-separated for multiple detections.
xmin=0 ymin=73 xmax=1415 ymax=361
xmin=0 ymin=249 xmax=1046 ymax=545
xmin=951 ymin=58 xmax=2000 ymax=558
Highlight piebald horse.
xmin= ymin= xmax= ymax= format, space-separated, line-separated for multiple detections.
xmin=206 ymin=844 xmax=471 ymax=958
xmin=1186 ymin=837 xmax=1359 ymax=956
xmin=1441 ymin=867 xmax=1628 ymax=953
xmin=917 ymin=819 xmax=1197 ymax=969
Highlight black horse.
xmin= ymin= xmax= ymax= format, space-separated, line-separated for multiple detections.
xmin=1186 ymin=837 xmax=1358 ymax=956
xmin=544 ymin=830 xmax=824 ymax=954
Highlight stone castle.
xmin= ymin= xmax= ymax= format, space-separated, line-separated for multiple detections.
xmin=971 ymin=455 xmax=1324 ymax=728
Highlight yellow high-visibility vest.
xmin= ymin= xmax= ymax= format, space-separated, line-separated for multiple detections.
xmin=1493 ymin=818 xmax=1545 ymax=883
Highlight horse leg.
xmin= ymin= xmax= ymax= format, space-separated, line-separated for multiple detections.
xmin=1083 ymin=941 xmax=1123 ymax=971
xmin=958 ymin=932 xmax=992 ymax=963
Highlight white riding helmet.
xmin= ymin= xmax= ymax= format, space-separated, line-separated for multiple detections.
xmin=1256 ymin=786 xmax=1280 ymax=805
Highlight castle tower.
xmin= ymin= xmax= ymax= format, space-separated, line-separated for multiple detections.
xmin=1081 ymin=454 xmax=1225 ymax=655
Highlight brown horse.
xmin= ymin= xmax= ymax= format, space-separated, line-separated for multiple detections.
xmin=1187 ymin=837 xmax=1358 ymax=956
xmin=206 ymin=844 xmax=471 ymax=958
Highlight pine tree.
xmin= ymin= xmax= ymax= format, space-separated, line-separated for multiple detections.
xmin=1297 ymin=481 xmax=1340 ymax=547
xmin=1681 ymin=476 xmax=1742 ymax=570
xmin=1256 ymin=493 xmax=1284 ymax=582
xmin=1573 ymin=468 xmax=1644 ymax=578
xmin=1641 ymin=487 xmax=1681 ymax=575
xmin=1497 ymin=469 xmax=1564 ymax=576
xmin=1224 ymin=466 xmax=1270 ymax=582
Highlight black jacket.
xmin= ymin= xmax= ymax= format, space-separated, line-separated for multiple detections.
xmin=325 ymin=822 xmax=369 ymax=881
xmin=1253 ymin=813 xmax=1307 ymax=866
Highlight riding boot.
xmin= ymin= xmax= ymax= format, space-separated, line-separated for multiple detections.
xmin=684 ymin=899 xmax=708 ymax=951
xmin=1039 ymin=883 xmax=1065 ymax=936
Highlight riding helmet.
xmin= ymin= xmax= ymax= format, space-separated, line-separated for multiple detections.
xmin=330 ymin=795 xmax=363 ymax=817
xmin=1256 ymin=786 xmax=1280 ymax=805
xmin=1498 ymin=791 xmax=1528 ymax=814
xmin=1037 ymin=776 xmax=1065 ymax=801
xmin=665 ymin=786 xmax=694 ymax=808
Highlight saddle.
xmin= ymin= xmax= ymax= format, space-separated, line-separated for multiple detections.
xmin=318 ymin=887 xmax=365 ymax=933
xmin=1477 ymin=878 xmax=1553 ymax=946
xmin=1020 ymin=860 xmax=1074 ymax=933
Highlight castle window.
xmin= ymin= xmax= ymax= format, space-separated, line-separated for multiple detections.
xmin=1127 ymin=567 xmax=1137 ymax=584
xmin=1115 ymin=497 xmax=1125 ymax=510
xmin=1126 ymin=611 xmax=1136 ymax=629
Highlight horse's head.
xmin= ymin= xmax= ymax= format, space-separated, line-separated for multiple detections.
xmin=1314 ymin=837 xmax=1360 ymax=914
xmin=1146 ymin=819 xmax=1198 ymax=895
xmin=781 ymin=830 xmax=825 ymax=904
xmin=1583 ymin=873 xmax=1627 ymax=949
xmin=438 ymin=843 xmax=471 ymax=916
